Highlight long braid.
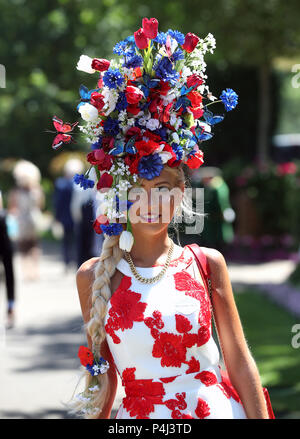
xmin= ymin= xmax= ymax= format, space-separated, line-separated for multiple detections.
xmin=69 ymin=234 xmax=124 ymax=418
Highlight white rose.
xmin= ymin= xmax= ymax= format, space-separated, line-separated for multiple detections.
xmin=78 ymin=103 xmax=99 ymax=122
xmin=119 ymin=230 xmax=134 ymax=252
xmin=76 ymin=55 xmax=95 ymax=74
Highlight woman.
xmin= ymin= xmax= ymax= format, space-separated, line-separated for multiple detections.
xmin=60 ymin=18 xmax=271 ymax=418
xmin=73 ymin=163 xmax=269 ymax=419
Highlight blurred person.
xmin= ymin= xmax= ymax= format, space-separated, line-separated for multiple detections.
xmin=53 ymin=158 xmax=83 ymax=272
xmin=0 ymin=190 xmax=16 ymax=328
xmin=191 ymin=167 xmax=235 ymax=254
xmin=7 ymin=160 xmax=45 ymax=282
xmin=70 ymin=167 xmax=104 ymax=268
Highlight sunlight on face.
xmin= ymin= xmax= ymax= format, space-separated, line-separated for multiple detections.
xmin=128 ymin=167 xmax=184 ymax=233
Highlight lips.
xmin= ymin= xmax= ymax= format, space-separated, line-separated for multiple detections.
xmin=140 ymin=214 xmax=161 ymax=223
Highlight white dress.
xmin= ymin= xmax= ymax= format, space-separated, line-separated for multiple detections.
xmin=104 ymin=244 xmax=247 ymax=419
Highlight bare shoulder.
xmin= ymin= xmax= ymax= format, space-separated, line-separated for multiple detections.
xmin=76 ymin=257 xmax=100 ymax=296
xmin=199 ymin=246 xmax=227 ymax=270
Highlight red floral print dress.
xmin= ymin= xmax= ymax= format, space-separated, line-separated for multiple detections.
xmin=104 ymin=244 xmax=247 ymax=419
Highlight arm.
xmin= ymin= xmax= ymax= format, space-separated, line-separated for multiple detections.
xmin=76 ymin=259 xmax=118 ymax=419
xmin=202 ymin=247 xmax=269 ymax=419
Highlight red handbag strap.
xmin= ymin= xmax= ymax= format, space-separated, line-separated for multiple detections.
xmin=186 ymin=243 xmax=211 ymax=295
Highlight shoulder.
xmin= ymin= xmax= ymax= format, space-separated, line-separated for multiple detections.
xmin=198 ymin=246 xmax=229 ymax=290
xmin=76 ymin=257 xmax=100 ymax=290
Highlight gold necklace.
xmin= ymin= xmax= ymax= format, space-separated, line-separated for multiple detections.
xmin=124 ymin=240 xmax=175 ymax=284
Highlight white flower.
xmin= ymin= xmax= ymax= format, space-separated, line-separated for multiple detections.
xmin=76 ymin=55 xmax=95 ymax=74
xmin=146 ymin=118 xmax=160 ymax=131
xmin=78 ymin=103 xmax=99 ymax=122
xmin=89 ymin=385 xmax=100 ymax=393
xmin=119 ymin=230 xmax=134 ymax=252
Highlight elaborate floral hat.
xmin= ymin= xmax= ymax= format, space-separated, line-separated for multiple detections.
xmin=50 ymin=17 xmax=238 ymax=252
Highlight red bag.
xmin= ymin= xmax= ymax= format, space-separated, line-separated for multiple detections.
xmin=186 ymin=243 xmax=275 ymax=419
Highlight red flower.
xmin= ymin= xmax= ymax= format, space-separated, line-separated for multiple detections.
xmin=152 ymin=332 xmax=187 ymax=367
xmin=78 ymin=346 xmax=94 ymax=367
xmin=182 ymin=32 xmax=200 ymax=53
xmin=175 ymin=314 xmax=193 ymax=333
xmin=127 ymin=104 xmax=141 ymax=115
xmin=185 ymin=150 xmax=204 ymax=169
xmin=125 ymin=127 xmax=142 ymax=142
xmin=187 ymin=90 xmax=203 ymax=107
xmin=104 ymin=276 xmax=147 ymax=344
xmin=185 ymin=356 xmax=200 ymax=374
xmin=135 ymin=140 xmax=160 ymax=157
xmin=125 ymin=85 xmax=144 ymax=104
xmin=194 ymin=370 xmax=218 ymax=386
xmin=134 ymin=28 xmax=149 ymax=50
xmin=91 ymin=58 xmax=110 ymax=72
xmin=90 ymin=92 xmax=105 ymax=111
xmin=190 ymin=106 xmax=204 ymax=119
xmin=86 ymin=148 xmax=114 ymax=171
xmin=186 ymin=74 xmax=204 ymax=88
xmin=197 ymin=326 xmax=210 ymax=346
xmin=195 ymin=397 xmax=210 ymax=418
xmin=142 ymin=17 xmax=159 ymax=39
xmin=93 ymin=215 xmax=109 ymax=234
xmin=96 ymin=171 xmax=113 ymax=191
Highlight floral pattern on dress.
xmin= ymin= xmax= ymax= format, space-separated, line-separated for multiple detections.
xmin=105 ymin=275 xmax=147 ymax=344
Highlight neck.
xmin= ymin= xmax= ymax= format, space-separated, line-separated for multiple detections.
xmin=127 ymin=230 xmax=173 ymax=267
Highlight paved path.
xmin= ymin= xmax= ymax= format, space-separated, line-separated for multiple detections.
xmin=0 ymin=241 xmax=297 ymax=419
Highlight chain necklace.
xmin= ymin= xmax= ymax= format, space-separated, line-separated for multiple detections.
xmin=124 ymin=240 xmax=175 ymax=284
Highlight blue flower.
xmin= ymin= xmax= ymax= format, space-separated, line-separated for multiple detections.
xmin=100 ymin=223 xmax=123 ymax=236
xmin=171 ymin=143 xmax=184 ymax=160
xmin=138 ymin=153 xmax=164 ymax=180
xmin=104 ymin=118 xmax=120 ymax=136
xmin=171 ymin=48 xmax=185 ymax=62
xmin=219 ymin=88 xmax=238 ymax=111
xmin=103 ymin=68 xmax=124 ymax=89
xmin=123 ymin=54 xmax=143 ymax=69
xmin=115 ymin=195 xmax=134 ymax=213
xmin=154 ymin=56 xmax=179 ymax=85
xmin=167 ymin=29 xmax=185 ymax=45
xmin=154 ymin=32 xmax=168 ymax=45
xmin=91 ymin=137 xmax=103 ymax=150
xmin=115 ymin=92 xmax=128 ymax=111
xmin=73 ymin=174 xmax=95 ymax=190
xmin=113 ymin=37 xmax=136 ymax=57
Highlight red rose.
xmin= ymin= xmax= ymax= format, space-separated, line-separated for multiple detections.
xmin=90 ymin=92 xmax=105 ymax=111
xmin=142 ymin=17 xmax=158 ymax=39
xmin=186 ymin=150 xmax=204 ymax=169
xmin=127 ymin=104 xmax=141 ymax=115
xmin=190 ymin=107 xmax=204 ymax=119
xmin=182 ymin=32 xmax=200 ymax=53
xmin=91 ymin=58 xmax=111 ymax=72
xmin=125 ymin=85 xmax=144 ymax=104
xmin=97 ymin=172 xmax=113 ymax=192
xmin=186 ymin=74 xmax=204 ymax=89
xmin=187 ymin=90 xmax=203 ymax=107
xmin=134 ymin=28 xmax=149 ymax=50
xmin=78 ymin=346 xmax=94 ymax=367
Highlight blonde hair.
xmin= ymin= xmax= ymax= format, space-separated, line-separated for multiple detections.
xmin=69 ymin=164 xmax=205 ymax=418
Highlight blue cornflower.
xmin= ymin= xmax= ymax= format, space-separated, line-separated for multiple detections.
xmin=123 ymin=54 xmax=143 ymax=69
xmin=154 ymin=32 xmax=168 ymax=45
xmin=138 ymin=153 xmax=164 ymax=180
xmin=167 ymin=29 xmax=185 ymax=45
xmin=113 ymin=37 xmax=136 ymax=57
xmin=103 ymin=68 xmax=124 ymax=89
xmin=171 ymin=48 xmax=185 ymax=62
xmin=115 ymin=92 xmax=128 ymax=111
xmin=171 ymin=143 xmax=184 ymax=161
xmin=91 ymin=137 xmax=103 ymax=150
xmin=219 ymin=88 xmax=238 ymax=111
xmin=154 ymin=56 xmax=179 ymax=85
xmin=104 ymin=118 xmax=120 ymax=136
xmin=73 ymin=174 xmax=95 ymax=190
xmin=100 ymin=223 xmax=123 ymax=236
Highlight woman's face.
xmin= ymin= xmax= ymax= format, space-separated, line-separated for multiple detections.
xmin=127 ymin=166 xmax=184 ymax=236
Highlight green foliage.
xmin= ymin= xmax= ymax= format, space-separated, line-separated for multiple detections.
xmin=235 ymin=289 xmax=300 ymax=418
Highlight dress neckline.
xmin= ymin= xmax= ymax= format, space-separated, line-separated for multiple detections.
xmin=116 ymin=244 xmax=187 ymax=275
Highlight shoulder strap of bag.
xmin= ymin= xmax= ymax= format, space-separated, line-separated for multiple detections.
xmin=186 ymin=243 xmax=212 ymax=299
